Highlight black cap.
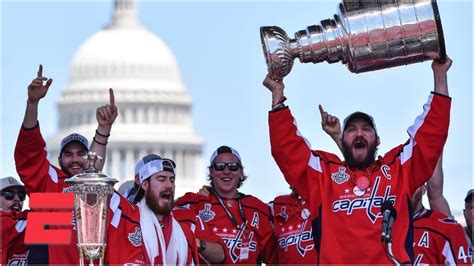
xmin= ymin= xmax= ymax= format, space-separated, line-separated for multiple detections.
xmin=342 ymin=111 xmax=377 ymax=135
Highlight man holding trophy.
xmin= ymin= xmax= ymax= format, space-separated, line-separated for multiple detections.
xmin=263 ymin=44 xmax=452 ymax=264
xmin=261 ymin=0 xmax=453 ymax=263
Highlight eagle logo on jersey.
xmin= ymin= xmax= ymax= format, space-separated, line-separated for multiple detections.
xmin=128 ymin=226 xmax=143 ymax=247
xmin=198 ymin=203 xmax=216 ymax=222
xmin=331 ymin=167 xmax=350 ymax=184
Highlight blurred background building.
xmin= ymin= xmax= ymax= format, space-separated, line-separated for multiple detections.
xmin=47 ymin=0 xmax=204 ymax=197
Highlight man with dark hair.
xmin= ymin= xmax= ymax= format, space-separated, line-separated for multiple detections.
xmin=119 ymin=156 xmax=226 ymax=265
xmin=130 ymin=154 xmax=199 ymax=264
xmin=263 ymin=57 xmax=452 ymax=263
xmin=176 ymin=145 xmax=278 ymax=264
xmin=14 ymin=65 xmax=144 ymax=264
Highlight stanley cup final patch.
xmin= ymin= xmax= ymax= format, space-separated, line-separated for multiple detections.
xmin=128 ymin=226 xmax=143 ymax=247
xmin=199 ymin=203 xmax=216 ymax=222
xmin=331 ymin=167 xmax=350 ymax=184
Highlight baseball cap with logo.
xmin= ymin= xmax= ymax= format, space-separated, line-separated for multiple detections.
xmin=133 ymin=154 xmax=176 ymax=202
xmin=342 ymin=111 xmax=378 ymax=135
xmin=0 ymin=176 xmax=24 ymax=191
xmin=209 ymin=145 xmax=242 ymax=165
xmin=60 ymin=133 xmax=89 ymax=154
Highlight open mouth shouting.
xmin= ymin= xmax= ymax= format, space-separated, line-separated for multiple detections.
xmin=352 ymin=137 xmax=368 ymax=158
xmin=10 ymin=203 xmax=22 ymax=211
xmin=159 ymin=190 xmax=174 ymax=206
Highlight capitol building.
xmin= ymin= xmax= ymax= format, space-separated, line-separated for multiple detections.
xmin=47 ymin=0 xmax=204 ymax=197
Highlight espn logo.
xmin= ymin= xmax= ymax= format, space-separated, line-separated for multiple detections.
xmin=25 ymin=193 xmax=74 ymax=244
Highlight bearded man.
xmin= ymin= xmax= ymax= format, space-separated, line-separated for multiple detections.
xmin=133 ymin=154 xmax=199 ymax=265
xmin=263 ymin=57 xmax=453 ymax=264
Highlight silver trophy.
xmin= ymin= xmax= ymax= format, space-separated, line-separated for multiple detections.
xmin=260 ymin=0 xmax=446 ymax=80
xmin=65 ymin=152 xmax=118 ymax=266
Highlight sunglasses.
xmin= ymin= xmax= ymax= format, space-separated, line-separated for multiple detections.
xmin=211 ymin=162 xmax=241 ymax=172
xmin=2 ymin=190 xmax=26 ymax=201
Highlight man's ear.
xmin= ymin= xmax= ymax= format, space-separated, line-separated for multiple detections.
xmin=141 ymin=180 xmax=149 ymax=192
xmin=376 ymin=136 xmax=381 ymax=146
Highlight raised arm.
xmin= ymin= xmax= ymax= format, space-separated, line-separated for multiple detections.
xmin=90 ymin=88 xmax=118 ymax=171
xmin=427 ymin=152 xmax=452 ymax=216
xmin=432 ymin=56 xmax=452 ymax=96
xmin=22 ymin=64 xmax=53 ymax=129
xmin=262 ymin=74 xmax=286 ymax=110
xmin=319 ymin=105 xmax=343 ymax=152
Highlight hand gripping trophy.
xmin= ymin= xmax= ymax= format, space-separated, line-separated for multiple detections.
xmin=260 ymin=0 xmax=446 ymax=80
xmin=66 ymin=152 xmax=118 ymax=266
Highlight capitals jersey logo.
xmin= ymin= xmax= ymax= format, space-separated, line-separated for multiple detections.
xmin=128 ymin=226 xmax=143 ymax=247
xmin=222 ymin=227 xmax=257 ymax=263
xmin=278 ymin=219 xmax=314 ymax=257
xmin=332 ymin=176 xmax=396 ymax=223
xmin=331 ymin=167 xmax=350 ymax=184
xmin=7 ymin=251 xmax=29 ymax=266
xmin=198 ymin=203 xmax=216 ymax=222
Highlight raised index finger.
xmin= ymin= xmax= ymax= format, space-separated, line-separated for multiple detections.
xmin=109 ymin=88 xmax=115 ymax=107
xmin=37 ymin=64 xmax=43 ymax=78
xmin=319 ymin=104 xmax=326 ymax=118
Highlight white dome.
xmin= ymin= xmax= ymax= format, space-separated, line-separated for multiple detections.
xmin=62 ymin=0 xmax=186 ymax=96
xmin=68 ymin=27 xmax=184 ymax=92
xmin=49 ymin=0 xmax=204 ymax=189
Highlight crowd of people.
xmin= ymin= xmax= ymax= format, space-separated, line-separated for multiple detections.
xmin=1 ymin=57 xmax=472 ymax=265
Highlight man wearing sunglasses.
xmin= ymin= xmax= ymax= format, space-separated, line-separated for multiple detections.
xmin=176 ymin=145 xmax=279 ymax=264
xmin=263 ymin=57 xmax=452 ymax=263
xmin=1 ymin=176 xmax=26 ymax=212
xmin=1 ymin=176 xmax=29 ymax=265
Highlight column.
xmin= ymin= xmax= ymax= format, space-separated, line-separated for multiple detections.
xmin=111 ymin=149 xmax=121 ymax=181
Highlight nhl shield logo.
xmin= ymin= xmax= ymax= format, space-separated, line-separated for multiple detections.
xmin=128 ymin=226 xmax=143 ymax=247
xmin=331 ymin=167 xmax=350 ymax=184
xmin=199 ymin=203 xmax=216 ymax=222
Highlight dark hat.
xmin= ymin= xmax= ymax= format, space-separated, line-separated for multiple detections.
xmin=342 ymin=111 xmax=377 ymax=135
xmin=209 ymin=145 xmax=242 ymax=165
xmin=60 ymin=133 xmax=89 ymax=153
xmin=465 ymin=189 xmax=474 ymax=206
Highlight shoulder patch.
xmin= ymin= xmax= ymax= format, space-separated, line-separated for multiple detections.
xmin=331 ymin=167 xmax=350 ymax=184
xmin=198 ymin=203 xmax=216 ymax=222
xmin=128 ymin=226 xmax=143 ymax=247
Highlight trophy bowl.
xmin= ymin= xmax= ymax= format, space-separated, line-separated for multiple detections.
xmin=66 ymin=152 xmax=118 ymax=266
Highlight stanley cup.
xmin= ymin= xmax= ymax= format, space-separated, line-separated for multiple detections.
xmin=260 ymin=0 xmax=446 ymax=80
xmin=65 ymin=152 xmax=118 ymax=266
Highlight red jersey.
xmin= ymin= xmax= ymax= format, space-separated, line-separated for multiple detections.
xmin=173 ymin=207 xmax=226 ymax=264
xmin=14 ymin=125 xmax=145 ymax=265
xmin=269 ymin=93 xmax=450 ymax=263
xmin=269 ymin=194 xmax=317 ymax=264
xmin=1 ymin=210 xmax=29 ymax=266
xmin=175 ymin=191 xmax=278 ymax=264
xmin=413 ymin=208 xmax=471 ymax=265
xmin=118 ymin=199 xmax=198 ymax=265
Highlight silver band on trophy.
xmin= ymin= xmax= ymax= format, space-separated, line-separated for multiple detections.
xmin=260 ymin=0 xmax=446 ymax=80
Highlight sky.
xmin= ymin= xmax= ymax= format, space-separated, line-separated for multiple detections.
xmin=2 ymin=1 xmax=472 ymax=214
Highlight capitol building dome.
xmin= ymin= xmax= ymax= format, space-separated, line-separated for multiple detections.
xmin=48 ymin=0 xmax=204 ymax=197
